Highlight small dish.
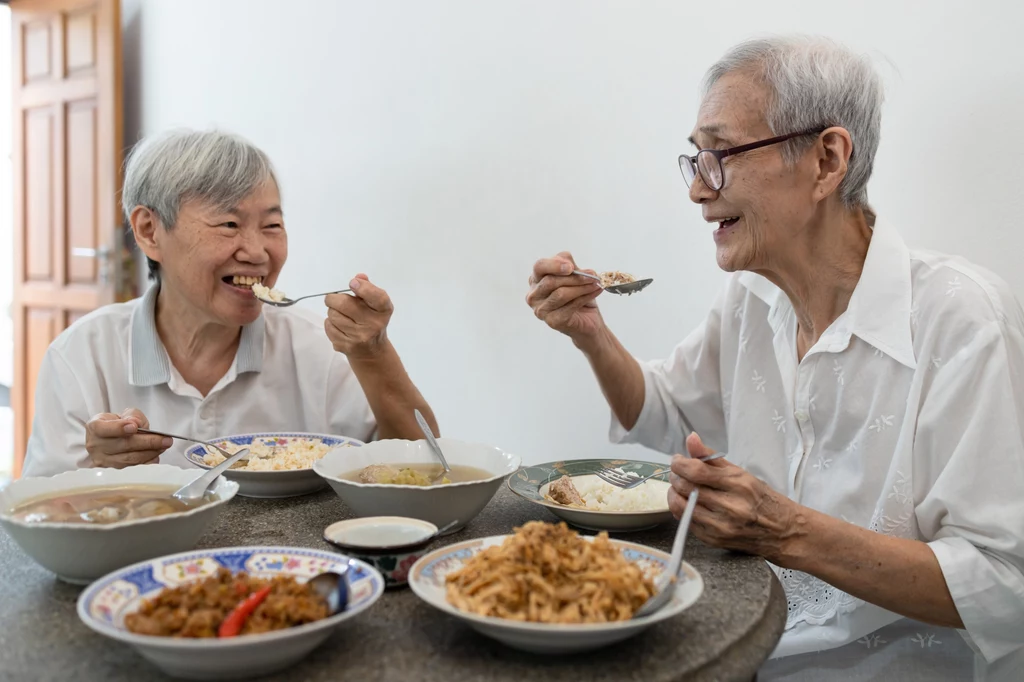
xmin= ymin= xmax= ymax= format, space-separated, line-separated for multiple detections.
xmin=408 ymin=534 xmax=703 ymax=654
xmin=77 ymin=546 xmax=385 ymax=680
xmin=323 ymin=516 xmax=439 ymax=587
xmin=507 ymin=459 xmax=673 ymax=532
xmin=183 ymin=432 xmax=364 ymax=498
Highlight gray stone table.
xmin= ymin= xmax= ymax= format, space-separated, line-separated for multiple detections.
xmin=0 ymin=486 xmax=785 ymax=682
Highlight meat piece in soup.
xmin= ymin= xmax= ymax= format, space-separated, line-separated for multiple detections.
xmin=9 ymin=485 xmax=212 ymax=524
xmin=347 ymin=463 xmax=492 ymax=486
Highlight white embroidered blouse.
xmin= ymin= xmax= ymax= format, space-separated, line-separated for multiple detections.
xmin=610 ymin=221 xmax=1024 ymax=679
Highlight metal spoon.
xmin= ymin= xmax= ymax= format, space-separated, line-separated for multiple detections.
xmin=573 ymin=270 xmax=654 ymax=296
xmin=633 ymin=488 xmax=698 ymax=619
xmin=171 ymin=447 xmax=251 ymax=503
xmin=254 ymin=289 xmax=352 ymax=307
xmin=307 ymin=561 xmax=354 ymax=614
xmin=413 ymin=409 xmax=451 ymax=484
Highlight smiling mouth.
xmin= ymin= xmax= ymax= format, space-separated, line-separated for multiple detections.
xmin=717 ymin=217 xmax=740 ymax=229
xmin=223 ymin=275 xmax=264 ymax=290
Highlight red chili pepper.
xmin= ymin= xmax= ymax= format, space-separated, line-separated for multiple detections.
xmin=218 ymin=585 xmax=272 ymax=637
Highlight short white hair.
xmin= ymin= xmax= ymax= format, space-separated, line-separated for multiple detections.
xmin=121 ymin=129 xmax=277 ymax=278
xmin=701 ymin=36 xmax=883 ymax=209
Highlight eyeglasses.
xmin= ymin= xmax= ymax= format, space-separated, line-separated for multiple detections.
xmin=678 ymin=128 xmax=827 ymax=191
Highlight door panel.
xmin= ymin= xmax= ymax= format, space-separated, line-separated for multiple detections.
xmin=11 ymin=0 xmax=124 ymax=478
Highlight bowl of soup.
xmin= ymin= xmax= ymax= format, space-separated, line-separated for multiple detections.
xmin=0 ymin=465 xmax=238 ymax=583
xmin=313 ymin=438 xmax=521 ymax=533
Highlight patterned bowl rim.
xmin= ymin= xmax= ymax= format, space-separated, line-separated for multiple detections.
xmin=76 ymin=545 xmax=385 ymax=648
xmin=313 ymin=438 xmax=522 ymax=490
xmin=183 ymin=432 xmax=365 ymax=475
xmin=408 ymin=534 xmax=704 ymax=633
xmin=506 ymin=459 xmax=674 ymax=517
xmin=0 ymin=465 xmax=240 ymax=531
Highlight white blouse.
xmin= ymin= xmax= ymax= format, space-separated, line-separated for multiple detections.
xmin=611 ymin=222 xmax=1024 ymax=681
xmin=23 ymin=285 xmax=377 ymax=477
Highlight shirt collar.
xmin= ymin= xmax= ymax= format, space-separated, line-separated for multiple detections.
xmin=736 ymin=220 xmax=916 ymax=370
xmin=128 ymin=284 xmax=266 ymax=387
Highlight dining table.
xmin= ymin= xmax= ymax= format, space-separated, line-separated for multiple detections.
xmin=0 ymin=485 xmax=787 ymax=682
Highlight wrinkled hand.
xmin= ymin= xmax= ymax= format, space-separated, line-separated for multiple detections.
xmin=525 ymin=251 xmax=605 ymax=343
xmin=668 ymin=433 xmax=799 ymax=562
xmin=85 ymin=408 xmax=171 ymax=468
xmin=325 ymin=274 xmax=393 ymax=359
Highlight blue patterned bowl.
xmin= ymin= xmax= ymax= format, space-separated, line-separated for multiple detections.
xmin=183 ymin=432 xmax=364 ymax=498
xmin=77 ymin=546 xmax=384 ymax=680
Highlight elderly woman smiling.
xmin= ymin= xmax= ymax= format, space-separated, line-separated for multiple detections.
xmin=23 ymin=129 xmax=438 ymax=476
xmin=527 ymin=37 xmax=1024 ymax=680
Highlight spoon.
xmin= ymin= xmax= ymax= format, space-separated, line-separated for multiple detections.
xmin=633 ymin=488 xmax=698 ymax=619
xmin=573 ymin=270 xmax=654 ymax=296
xmin=413 ymin=409 xmax=451 ymax=484
xmin=307 ymin=561 xmax=354 ymax=614
xmin=171 ymin=447 xmax=251 ymax=503
xmin=254 ymin=289 xmax=352 ymax=307
xmin=137 ymin=428 xmax=268 ymax=463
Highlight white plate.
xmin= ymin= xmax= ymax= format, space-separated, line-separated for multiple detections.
xmin=506 ymin=459 xmax=674 ymax=532
xmin=77 ymin=545 xmax=385 ymax=680
xmin=183 ymin=432 xmax=363 ymax=498
xmin=408 ymin=534 xmax=703 ymax=654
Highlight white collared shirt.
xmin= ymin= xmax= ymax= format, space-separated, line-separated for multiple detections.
xmin=611 ymin=222 xmax=1024 ymax=681
xmin=23 ymin=285 xmax=376 ymax=477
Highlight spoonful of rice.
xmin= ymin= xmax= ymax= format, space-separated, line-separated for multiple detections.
xmin=574 ymin=270 xmax=654 ymax=296
xmin=251 ymin=282 xmax=352 ymax=307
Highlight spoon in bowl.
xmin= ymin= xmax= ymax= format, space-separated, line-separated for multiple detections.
xmin=573 ymin=270 xmax=654 ymax=296
xmin=633 ymin=488 xmax=698 ymax=619
xmin=413 ymin=409 xmax=451 ymax=484
xmin=307 ymin=560 xmax=355 ymax=614
xmin=171 ymin=447 xmax=251 ymax=503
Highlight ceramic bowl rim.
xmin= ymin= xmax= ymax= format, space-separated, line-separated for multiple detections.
xmin=183 ymin=432 xmax=365 ymax=475
xmin=76 ymin=545 xmax=385 ymax=649
xmin=313 ymin=437 xmax=522 ymax=491
xmin=323 ymin=516 xmax=438 ymax=554
xmin=0 ymin=465 xmax=239 ymax=531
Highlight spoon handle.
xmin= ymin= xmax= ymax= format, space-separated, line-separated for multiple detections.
xmin=137 ymin=428 xmax=233 ymax=459
xmin=174 ymin=447 xmax=250 ymax=500
xmin=665 ymin=488 xmax=698 ymax=584
xmin=292 ymin=289 xmax=352 ymax=302
xmin=414 ymin=409 xmax=450 ymax=473
xmin=572 ymin=270 xmax=603 ymax=283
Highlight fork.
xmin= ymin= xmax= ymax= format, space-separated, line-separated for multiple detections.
xmin=136 ymin=428 xmax=261 ymax=462
xmin=254 ymin=289 xmax=352 ymax=307
xmin=595 ymin=453 xmax=727 ymax=490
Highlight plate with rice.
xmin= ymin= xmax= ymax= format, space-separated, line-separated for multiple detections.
xmin=506 ymin=459 xmax=673 ymax=532
xmin=184 ymin=432 xmax=363 ymax=499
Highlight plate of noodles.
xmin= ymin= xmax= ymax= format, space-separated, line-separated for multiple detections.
xmin=408 ymin=521 xmax=703 ymax=654
xmin=184 ymin=432 xmax=363 ymax=499
xmin=506 ymin=459 xmax=674 ymax=532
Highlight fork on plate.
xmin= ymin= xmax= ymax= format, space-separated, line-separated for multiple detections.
xmin=595 ymin=453 xmax=727 ymax=490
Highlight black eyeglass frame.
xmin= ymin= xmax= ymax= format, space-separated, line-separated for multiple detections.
xmin=678 ymin=127 xmax=828 ymax=191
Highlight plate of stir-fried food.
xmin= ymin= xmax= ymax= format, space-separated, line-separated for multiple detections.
xmin=407 ymin=521 xmax=703 ymax=654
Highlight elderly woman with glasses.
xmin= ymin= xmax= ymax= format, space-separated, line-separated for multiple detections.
xmin=23 ymin=128 xmax=438 ymax=476
xmin=527 ymin=37 xmax=1024 ymax=680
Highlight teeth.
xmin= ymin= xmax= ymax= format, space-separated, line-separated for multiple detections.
xmin=231 ymin=275 xmax=263 ymax=286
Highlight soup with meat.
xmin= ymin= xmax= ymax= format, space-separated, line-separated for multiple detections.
xmin=344 ymin=463 xmax=492 ymax=486
xmin=8 ymin=485 xmax=214 ymax=524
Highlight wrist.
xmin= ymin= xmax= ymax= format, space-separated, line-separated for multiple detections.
xmin=768 ymin=497 xmax=818 ymax=569
xmin=572 ymin=326 xmax=613 ymax=357
xmin=345 ymin=334 xmax=393 ymax=364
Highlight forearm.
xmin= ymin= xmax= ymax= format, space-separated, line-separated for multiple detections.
xmin=575 ymin=327 xmax=647 ymax=431
xmin=347 ymin=339 xmax=438 ymax=440
xmin=780 ymin=506 xmax=963 ymax=628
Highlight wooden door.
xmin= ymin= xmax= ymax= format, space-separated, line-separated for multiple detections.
xmin=10 ymin=0 xmax=127 ymax=477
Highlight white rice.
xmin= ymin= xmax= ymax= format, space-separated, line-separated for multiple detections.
xmin=571 ymin=474 xmax=670 ymax=512
xmin=251 ymin=282 xmax=285 ymax=302
xmin=201 ymin=437 xmax=346 ymax=471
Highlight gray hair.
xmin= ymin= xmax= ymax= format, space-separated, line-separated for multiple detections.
xmin=121 ymin=129 xmax=278 ymax=279
xmin=701 ymin=36 xmax=883 ymax=209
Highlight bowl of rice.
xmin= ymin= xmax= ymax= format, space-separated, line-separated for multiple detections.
xmin=507 ymin=459 xmax=674 ymax=532
xmin=184 ymin=432 xmax=364 ymax=498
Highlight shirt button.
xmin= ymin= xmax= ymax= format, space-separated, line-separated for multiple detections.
xmin=200 ymin=407 xmax=212 ymax=420
xmin=795 ymin=411 xmax=809 ymax=422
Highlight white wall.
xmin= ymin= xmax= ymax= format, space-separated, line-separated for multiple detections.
xmin=120 ymin=0 xmax=1024 ymax=465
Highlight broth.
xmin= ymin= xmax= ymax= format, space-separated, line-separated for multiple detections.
xmin=343 ymin=463 xmax=493 ymax=486
xmin=9 ymin=484 xmax=214 ymax=524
